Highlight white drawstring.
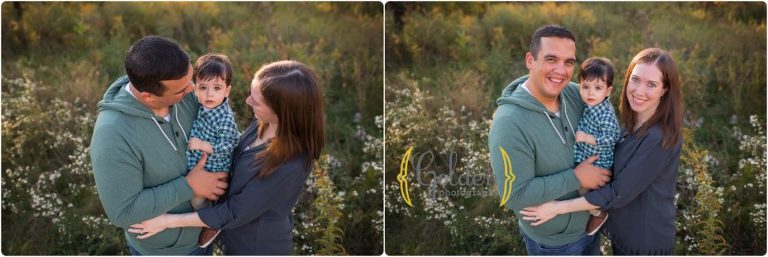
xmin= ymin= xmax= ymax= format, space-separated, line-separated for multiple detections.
xmin=545 ymin=111 xmax=566 ymax=144
xmin=175 ymin=106 xmax=188 ymax=143
xmin=562 ymin=97 xmax=576 ymax=139
xmin=152 ymin=105 xmax=188 ymax=152
xmin=153 ymin=117 xmax=178 ymax=152
xmin=520 ymin=81 xmax=576 ymax=145
xmin=544 ymin=97 xmax=576 ymax=145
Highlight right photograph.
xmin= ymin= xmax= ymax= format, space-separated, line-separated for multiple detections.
xmin=385 ymin=2 xmax=766 ymax=255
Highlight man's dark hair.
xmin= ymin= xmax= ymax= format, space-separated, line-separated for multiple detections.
xmin=193 ymin=53 xmax=233 ymax=87
xmin=529 ymin=25 xmax=576 ymax=59
xmin=124 ymin=35 xmax=190 ymax=96
xmin=579 ymin=57 xmax=615 ymax=87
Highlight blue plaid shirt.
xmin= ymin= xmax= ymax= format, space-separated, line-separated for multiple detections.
xmin=186 ymin=98 xmax=240 ymax=172
xmin=574 ymin=98 xmax=620 ymax=169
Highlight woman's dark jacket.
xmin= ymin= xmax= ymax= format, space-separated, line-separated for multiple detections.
xmin=198 ymin=121 xmax=310 ymax=255
xmin=585 ymin=124 xmax=682 ymax=255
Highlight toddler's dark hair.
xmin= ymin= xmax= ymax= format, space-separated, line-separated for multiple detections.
xmin=193 ymin=53 xmax=233 ymax=86
xmin=579 ymin=57 xmax=615 ymax=87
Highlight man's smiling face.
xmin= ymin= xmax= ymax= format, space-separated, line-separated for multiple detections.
xmin=525 ymin=36 xmax=577 ymax=102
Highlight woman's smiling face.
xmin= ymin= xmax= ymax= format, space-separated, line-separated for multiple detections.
xmin=627 ymin=62 xmax=666 ymax=121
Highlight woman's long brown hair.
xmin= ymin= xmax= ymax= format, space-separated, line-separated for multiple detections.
xmin=619 ymin=48 xmax=683 ymax=149
xmin=254 ymin=60 xmax=324 ymax=178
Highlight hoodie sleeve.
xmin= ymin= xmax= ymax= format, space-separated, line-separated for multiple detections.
xmin=489 ymin=111 xmax=581 ymax=212
xmin=90 ymin=121 xmax=194 ymax=229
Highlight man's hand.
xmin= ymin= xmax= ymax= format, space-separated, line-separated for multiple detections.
xmin=189 ymin=137 xmax=214 ymax=154
xmin=185 ymin=153 xmax=228 ymax=200
xmin=574 ymin=156 xmax=611 ymax=189
xmin=575 ymin=131 xmax=597 ymax=145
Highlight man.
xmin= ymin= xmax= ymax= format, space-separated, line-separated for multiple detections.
xmin=90 ymin=36 xmax=229 ymax=255
xmin=488 ymin=25 xmax=611 ymax=255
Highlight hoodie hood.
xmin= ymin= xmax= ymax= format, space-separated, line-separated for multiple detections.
xmin=96 ymin=75 xmax=197 ymax=152
xmin=494 ymin=74 xmax=582 ymax=145
xmin=98 ymin=75 xmax=161 ymax=120
xmin=497 ymin=75 xmax=560 ymax=114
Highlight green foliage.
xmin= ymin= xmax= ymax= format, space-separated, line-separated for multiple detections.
xmin=386 ymin=2 xmax=766 ymax=255
xmin=722 ymin=115 xmax=767 ymax=254
xmin=677 ymin=128 xmax=729 ymax=254
xmin=2 ymin=78 xmax=124 ymax=254
xmin=2 ymin=2 xmax=382 ymax=255
xmin=293 ymin=113 xmax=383 ymax=255
xmin=310 ymin=158 xmax=347 ymax=255
xmin=385 ymin=84 xmax=526 ymax=254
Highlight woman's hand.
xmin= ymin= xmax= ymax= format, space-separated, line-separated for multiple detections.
xmin=519 ymin=201 xmax=563 ymax=226
xmin=128 ymin=213 xmax=176 ymax=239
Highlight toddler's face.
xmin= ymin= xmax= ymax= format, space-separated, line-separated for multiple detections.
xmin=194 ymin=76 xmax=230 ymax=109
xmin=579 ymin=78 xmax=612 ymax=106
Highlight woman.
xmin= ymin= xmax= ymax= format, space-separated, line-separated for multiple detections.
xmin=519 ymin=48 xmax=683 ymax=255
xmin=129 ymin=60 xmax=325 ymax=255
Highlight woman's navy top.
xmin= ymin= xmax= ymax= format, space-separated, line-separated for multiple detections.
xmin=585 ymin=124 xmax=682 ymax=255
xmin=198 ymin=121 xmax=310 ymax=255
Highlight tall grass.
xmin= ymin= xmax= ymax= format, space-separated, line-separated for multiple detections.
xmin=385 ymin=2 xmax=765 ymax=255
xmin=2 ymin=2 xmax=383 ymax=254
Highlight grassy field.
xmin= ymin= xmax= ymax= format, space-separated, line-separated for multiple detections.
xmin=2 ymin=2 xmax=383 ymax=254
xmin=385 ymin=2 xmax=766 ymax=255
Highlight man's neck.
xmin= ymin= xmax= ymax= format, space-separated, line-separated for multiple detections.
xmin=523 ymin=81 xmax=559 ymax=113
xmin=128 ymin=83 xmax=170 ymax=117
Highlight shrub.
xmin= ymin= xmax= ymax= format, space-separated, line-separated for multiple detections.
xmin=385 ymin=83 xmax=526 ymax=254
xmin=2 ymin=77 xmax=123 ymax=254
xmin=386 ymin=2 xmax=765 ymax=254
xmin=2 ymin=2 xmax=383 ymax=254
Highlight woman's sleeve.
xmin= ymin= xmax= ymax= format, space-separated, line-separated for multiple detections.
xmin=584 ymin=131 xmax=682 ymax=210
xmin=197 ymin=160 xmax=308 ymax=230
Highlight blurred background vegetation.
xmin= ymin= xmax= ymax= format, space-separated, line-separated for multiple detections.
xmin=2 ymin=2 xmax=382 ymax=255
xmin=385 ymin=2 xmax=766 ymax=255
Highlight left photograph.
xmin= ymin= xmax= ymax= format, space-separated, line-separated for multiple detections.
xmin=2 ymin=2 xmax=383 ymax=255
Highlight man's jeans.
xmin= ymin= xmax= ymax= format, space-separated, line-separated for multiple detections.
xmin=521 ymin=231 xmax=600 ymax=255
xmin=127 ymin=242 xmax=213 ymax=256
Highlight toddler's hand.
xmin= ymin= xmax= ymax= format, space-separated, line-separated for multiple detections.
xmin=575 ymin=131 xmax=597 ymax=145
xmin=189 ymin=137 xmax=214 ymax=154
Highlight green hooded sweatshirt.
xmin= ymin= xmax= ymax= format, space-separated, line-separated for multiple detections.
xmin=488 ymin=75 xmax=588 ymax=246
xmin=90 ymin=76 xmax=201 ymax=255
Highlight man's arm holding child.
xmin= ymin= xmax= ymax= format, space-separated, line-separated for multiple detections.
xmin=92 ymin=131 xmax=228 ymax=228
xmin=489 ymin=113 xmax=610 ymax=211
